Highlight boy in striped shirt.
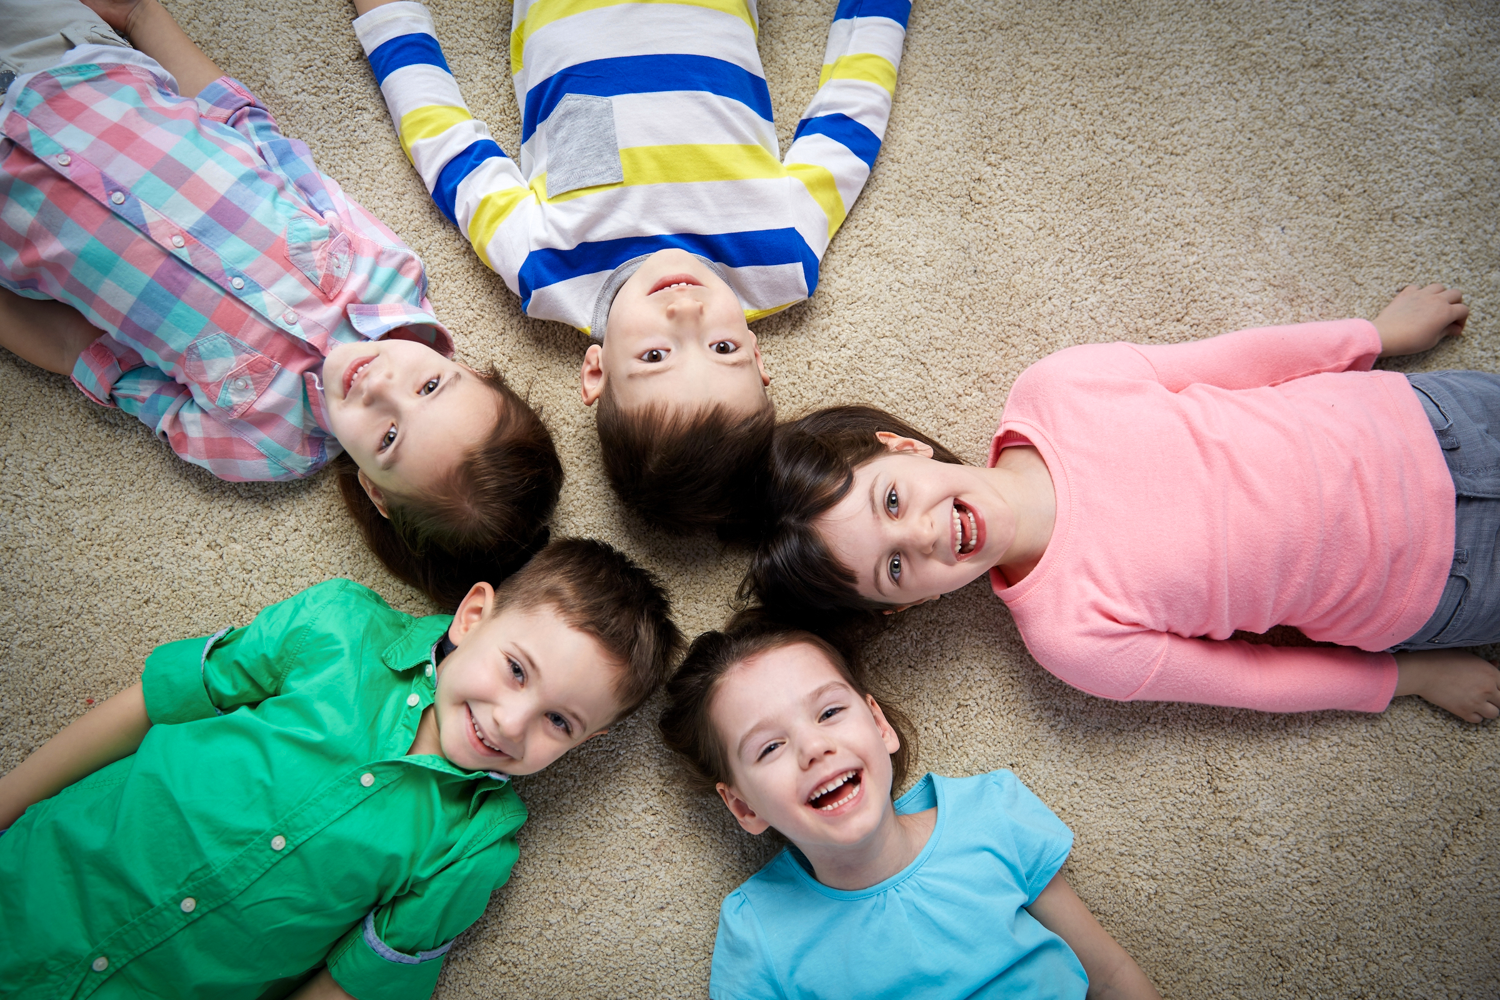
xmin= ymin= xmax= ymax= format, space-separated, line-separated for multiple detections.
xmin=353 ymin=0 xmax=910 ymax=537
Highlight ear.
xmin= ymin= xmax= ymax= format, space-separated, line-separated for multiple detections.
xmin=446 ymin=581 xmax=496 ymax=650
xmin=753 ymin=341 xmax=770 ymax=387
xmin=356 ymin=469 xmax=391 ymax=519
xmin=580 ymin=343 xmax=605 ymax=405
xmin=866 ymin=694 xmax=901 ymax=755
xmin=874 ymin=431 xmax=934 ymax=459
xmin=716 ymin=781 xmax=771 ymax=835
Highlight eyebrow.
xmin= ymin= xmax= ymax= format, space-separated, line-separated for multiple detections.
xmin=732 ymin=680 xmax=852 ymax=759
xmin=385 ymin=371 xmax=458 ymax=467
xmin=868 ymin=477 xmax=889 ymax=597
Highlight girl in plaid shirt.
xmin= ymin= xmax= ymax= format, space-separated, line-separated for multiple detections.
xmin=0 ymin=0 xmax=561 ymax=607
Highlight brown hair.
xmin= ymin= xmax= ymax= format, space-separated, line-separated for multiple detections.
xmin=337 ymin=364 xmax=563 ymax=609
xmin=658 ymin=607 xmax=916 ymax=800
xmin=493 ymin=537 xmax=684 ymax=722
xmin=740 ymin=405 xmax=965 ymax=614
xmin=595 ymin=388 xmax=775 ymax=543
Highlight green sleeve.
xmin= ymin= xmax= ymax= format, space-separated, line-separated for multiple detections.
xmin=325 ymin=825 xmax=523 ymax=1000
xmin=142 ymin=579 xmax=374 ymax=724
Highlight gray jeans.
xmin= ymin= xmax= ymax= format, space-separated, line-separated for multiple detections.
xmin=1393 ymin=371 xmax=1500 ymax=650
xmin=0 ymin=0 xmax=132 ymax=94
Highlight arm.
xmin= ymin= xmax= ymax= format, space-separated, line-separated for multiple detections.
xmin=0 ymin=288 xmax=105 ymax=375
xmin=351 ymin=1 xmax=535 ymax=283
xmin=1027 ymin=874 xmax=1161 ymax=1000
xmin=783 ymin=0 xmax=911 ymax=249
xmin=289 ymin=970 xmax=356 ymax=1000
xmin=79 ymin=0 xmax=224 ymax=98
xmin=0 ymin=682 xmax=150 ymax=829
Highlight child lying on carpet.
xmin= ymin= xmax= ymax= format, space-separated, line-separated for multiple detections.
xmin=659 ymin=611 xmax=1160 ymax=999
xmin=350 ymin=0 xmax=909 ymax=540
xmin=0 ymin=539 xmax=682 ymax=1000
xmin=743 ymin=283 xmax=1500 ymax=722
xmin=0 ymin=0 xmax=562 ymax=608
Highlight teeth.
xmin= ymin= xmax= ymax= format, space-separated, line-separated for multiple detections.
xmin=807 ymin=770 xmax=858 ymax=810
xmin=952 ymin=505 xmax=978 ymax=556
xmin=471 ymin=712 xmax=502 ymax=753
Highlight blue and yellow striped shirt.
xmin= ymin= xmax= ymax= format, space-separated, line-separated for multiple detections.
xmin=354 ymin=0 xmax=910 ymax=334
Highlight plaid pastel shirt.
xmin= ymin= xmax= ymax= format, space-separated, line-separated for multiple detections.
xmin=0 ymin=54 xmax=452 ymax=481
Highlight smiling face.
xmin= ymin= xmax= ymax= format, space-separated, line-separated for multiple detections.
xmin=711 ymin=642 xmax=901 ymax=852
xmin=324 ymin=338 xmax=501 ymax=503
xmin=581 ymin=249 xmax=770 ymax=417
xmin=429 ymin=587 xmax=623 ymax=776
xmin=817 ymin=441 xmax=1016 ymax=606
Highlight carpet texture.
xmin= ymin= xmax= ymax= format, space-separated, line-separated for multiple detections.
xmin=3 ymin=0 xmax=1498 ymax=996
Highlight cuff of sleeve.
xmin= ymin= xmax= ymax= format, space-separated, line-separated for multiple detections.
xmin=327 ymin=912 xmax=449 ymax=1000
xmin=195 ymin=76 xmax=266 ymax=123
xmin=1351 ymin=317 xmax=1381 ymax=371
xmin=141 ymin=630 xmax=230 ymax=724
xmin=70 ymin=337 xmax=143 ymax=407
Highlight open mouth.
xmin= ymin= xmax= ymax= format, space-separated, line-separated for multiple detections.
xmin=467 ymin=704 xmax=506 ymax=756
xmin=951 ymin=500 xmax=979 ymax=557
xmin=647 ymin=273 xmax=702 ymax=295
xmin=806 ymin=770 xmax=862 ymax=811
xmin=342 ymin=355 xmax=376 ymax=398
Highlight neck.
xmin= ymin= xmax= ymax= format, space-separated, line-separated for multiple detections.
xmin=796 ymin=801 xmax=937 ymax=891
xmin=986 ymin=445 xmax=1055 ymax=586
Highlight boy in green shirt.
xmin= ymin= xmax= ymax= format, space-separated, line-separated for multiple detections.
xmin=0 ymin=539 xmax=681 ymax=1000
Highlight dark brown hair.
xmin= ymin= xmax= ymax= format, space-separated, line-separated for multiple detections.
xmin=658 ymin=607 xmax=916 ymax=800
xmin=494 ymin=537 xmax=684 ymax=722
xmin=595 ymin=389 xmax=775 ymax=543
xmin=337 ymin=364 xmax=563 ymax=609
xmin=740 ymin=405 xmax=965 ymax=614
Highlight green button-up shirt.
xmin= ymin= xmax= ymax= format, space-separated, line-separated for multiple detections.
xmin=0 ymin=579 xmax=526 ymax=1000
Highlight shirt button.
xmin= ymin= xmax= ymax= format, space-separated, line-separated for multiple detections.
xmin=360 ymin=773 xmax=374 ymax=787
xmin=233 ymin=377 xmax=251 ymax=390
xmin=425 ymin=665 xmax=433 ymax=677
xmin=282 ymin=310 xmax=298 ymax=325
xmin=180 ymin=897 xmax=197 ymax=913
xmin=171 ymin=234 xmax=185 ymax=248
xmin=109 ymin=191 xmax=125 ymax=204
xmin=270 ymin=835 xmax=286 ymax=851
xmin=57 ymin=153 xmax=71 ymax=166
xmin=92 ymin=956 xmax=109 ymax=972
xmin=230 ymin=276 xmax=245 ymax=290
xmin=406 ymin=693 xmax=420 ymax=708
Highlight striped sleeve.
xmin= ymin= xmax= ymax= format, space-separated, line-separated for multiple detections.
xmin=784 ymin=0 xmax=910 ymax=250
xmin=353 ymin=1 xmax=538 ymax=287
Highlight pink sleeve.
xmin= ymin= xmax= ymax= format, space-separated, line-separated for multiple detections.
xmin=1128 ymin=319 xmax=1382 ymax=393
xmin=1126 ymin=634 xmax=1398 ymax=713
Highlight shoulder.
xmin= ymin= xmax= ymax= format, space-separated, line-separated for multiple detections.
xmin=276 ymin=578 xmax=397 ymax=621
xmin=938 ymin=770 xmax=1066 ymax=831
xmin=1012 ymin=341 xmax=1153 ymax=398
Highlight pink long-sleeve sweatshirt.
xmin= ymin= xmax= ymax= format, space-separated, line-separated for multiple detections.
xmin=988 ymin=319 xmax=1454 ymax=713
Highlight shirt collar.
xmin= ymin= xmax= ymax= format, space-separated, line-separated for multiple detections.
xmin=345 ymin=302 xmax=454 ymax=355
xmin=382 ymin=613 xmax=455 ymax=675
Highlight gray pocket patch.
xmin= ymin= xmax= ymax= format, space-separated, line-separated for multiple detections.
xmin=544 ymin=94 xmax=624 ymax=198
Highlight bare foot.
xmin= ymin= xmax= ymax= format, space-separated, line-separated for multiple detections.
xmin=1373 ymin=283 xmax=1468 ymax=357
xmin=1393 ymin=650 xmax=1500 ymax=722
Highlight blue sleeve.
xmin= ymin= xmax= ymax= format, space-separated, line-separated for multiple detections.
xmin=986 ymin=771 xmax=1074 ymax=905
xmin=708 ymin=890 xmax=785 ymax=1000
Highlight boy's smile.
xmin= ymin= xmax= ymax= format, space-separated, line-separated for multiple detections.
xmin=408 ymin=585 xmax=621 ymax=775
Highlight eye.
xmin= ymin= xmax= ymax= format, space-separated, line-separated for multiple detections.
xmin=419 ymin=376 xmax=440 ymax=395
xmin=378 ymin=425 xmax=397 ymax=451
xmin=711 ymin=340 xmax=737 ymax=354
xmin=819 ymin=705 xmax=844 ymax=723
xmin=885 ymin=487 xmax=899 ymax=515
xmin=888 ymin=553 xmax=902 ymax=584
xmin=639 ymin=349 xmax=665 ymax=363
xmin=508 ymin=658 xmax=524 ymax=682
xmin=755 ymin=740 xmax=783 ymax=761
xmin=545 ymin=711 xmax=573 ymax=736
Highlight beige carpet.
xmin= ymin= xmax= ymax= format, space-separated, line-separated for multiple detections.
xmin=3 ymin=0 xmax=1499 ymax=995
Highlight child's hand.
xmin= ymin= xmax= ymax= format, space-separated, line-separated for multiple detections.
xmin=77 ymin=0 xmax=146 ymax=35
xmin=1373 ymin=283 xmax=1468 ymax=357
xmin=1393 ymin=649 xmax=1500 ymax=723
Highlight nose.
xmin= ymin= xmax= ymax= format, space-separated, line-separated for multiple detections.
xmin=798 ymin=726 xmax=836 ymax=770
xmin=360 ymin=360 xmax=396 ymax=406
xmin=489 ymin=700 xmax=528 ymax=757
xmin=899 ymin=507 xmax=940 ymax=557
xmin=664 ymin=295 xmax=704 ymax=322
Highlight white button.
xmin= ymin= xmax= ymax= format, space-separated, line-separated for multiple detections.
xmin=233 ymin=377 xmax=250 ymax=390
xmin=230 ymin=277 xmax=245 ymax=290
xmin=109 ymin=191 xmax=125 ymax=205
xmin=270 ymin=835 xmax=286 ymax=851
xmin=406 ymin=693 xmax=420 ymax=708
xmin=57 ymin=153 xmax=72 ymax=166
xmin=425 ymin=665 xmax=433 ymax=677
xmin=171 ymin=234 xmax=185 ymax=248
xmin=360 ymin=773 xmax=374 ymax=787
xmin=281 ymin=310 xmax=297 ymax=325
xmin=180 ymin=897 xmax=196 ymax=913
xmin=92 ymin=956 xmax=109 ymax=972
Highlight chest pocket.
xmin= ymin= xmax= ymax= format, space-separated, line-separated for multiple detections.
xmin=183 ymin=333 xmax=282 ymax=418
xmin=284 ymin=214 xmax=353 ymax=300
xmin=544 ymin=94 xmax=624 ymax=198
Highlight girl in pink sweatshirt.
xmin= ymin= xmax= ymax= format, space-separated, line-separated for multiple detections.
xmin=745 ymin=284 xmax=1500 ymax=722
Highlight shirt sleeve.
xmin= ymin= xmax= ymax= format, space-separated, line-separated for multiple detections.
xmin=783 ymin=0 xmax=910 ymax=255
xmin=353 ymin=2 xmax=537 ymax=288
xmin=980 ymin=772 xmax=1074 ymax=906
xmin=1127 ymin=318 xmax=1382 ymax=393
xmin=708 ymin=890 xmax=786 ymax=1000
xmin=140 ymin=579 xmax=361 ymax=724
xmin=325 ymin=824 xmax=523 ymax=1000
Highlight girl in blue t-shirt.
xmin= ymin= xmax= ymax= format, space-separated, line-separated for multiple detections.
xmin=659 ymin=611 xmax=1160 ymax=1000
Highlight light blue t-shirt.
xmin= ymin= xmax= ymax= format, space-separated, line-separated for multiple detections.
xmin=708 ymin=770 xmax=1088 ymax=1000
